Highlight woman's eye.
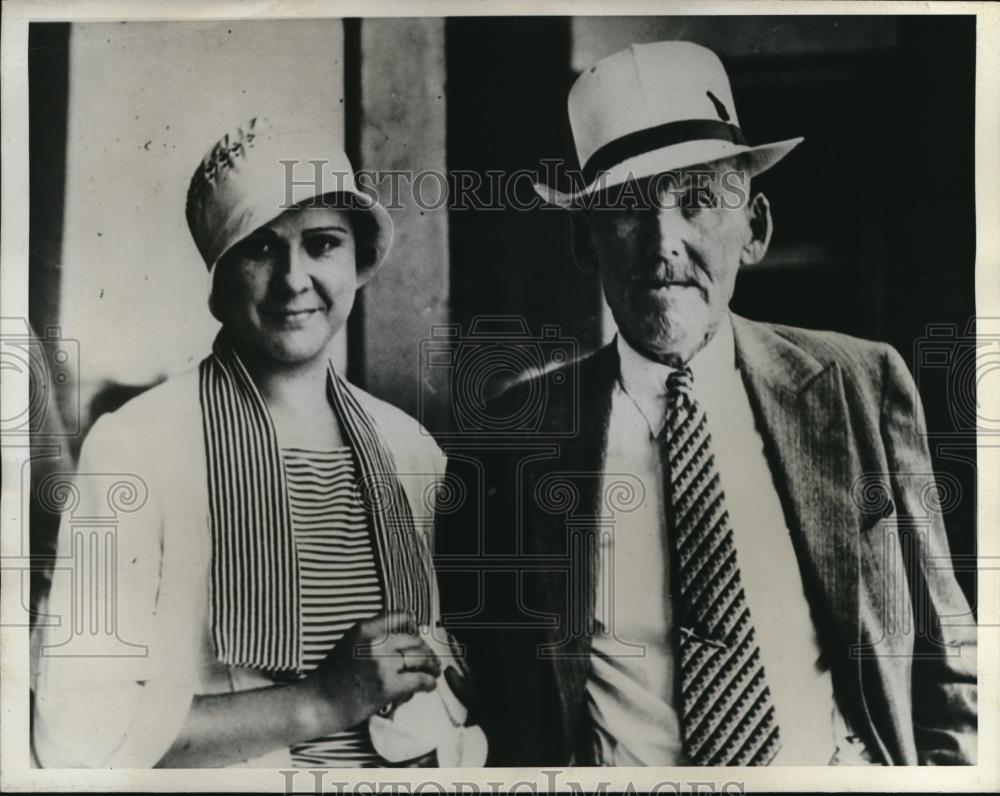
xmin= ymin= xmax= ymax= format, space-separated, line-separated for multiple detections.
xmin=236 ymin=236 xmax=276 ymax=261
xmin=304 ymin=235 xmax=342 ymax=258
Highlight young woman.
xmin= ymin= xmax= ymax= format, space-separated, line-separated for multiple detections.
xmin=33 ymin=117 xmax=473 ymax=768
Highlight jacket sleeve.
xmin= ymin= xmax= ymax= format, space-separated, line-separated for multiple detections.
xmin=880 ymin=346 xmax=977 ymax=764
xmin=32 ymin=415 xmax=196 ymax=768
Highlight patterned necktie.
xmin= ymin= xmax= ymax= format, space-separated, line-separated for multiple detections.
xmin=661 ymin=367 xmax=781 ymax=765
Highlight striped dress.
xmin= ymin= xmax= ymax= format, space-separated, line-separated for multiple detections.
xmin=280 ymin=446 xmax=384 ymax=767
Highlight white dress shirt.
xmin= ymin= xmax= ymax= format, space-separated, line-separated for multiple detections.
xmin=586 ymin=315 xmax=848 ymax=765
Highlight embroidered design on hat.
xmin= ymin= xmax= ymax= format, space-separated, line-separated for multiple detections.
xmin=200 ymin=117 xmax=259 ymax=183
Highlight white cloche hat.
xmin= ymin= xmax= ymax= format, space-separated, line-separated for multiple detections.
xmin=186 ymin=115 xmax=393 ymax=282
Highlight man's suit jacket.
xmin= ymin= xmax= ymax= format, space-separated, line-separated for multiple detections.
xmin=435 ymin=314 xmax=976 ymax=766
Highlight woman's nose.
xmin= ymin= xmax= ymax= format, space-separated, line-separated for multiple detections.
xmin=274 ymin=246 xmax=311 ymax=293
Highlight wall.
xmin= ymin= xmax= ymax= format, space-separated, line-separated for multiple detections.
xmin=356 ymin=18 xmax=451 ymax=434
xmin=58 ymin=20 xmax=346 ymax=422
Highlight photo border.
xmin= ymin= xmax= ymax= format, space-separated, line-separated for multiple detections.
xmin=2 ymin=1 xmax=998 ymax=792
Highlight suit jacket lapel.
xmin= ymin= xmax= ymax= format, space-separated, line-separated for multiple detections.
xmin=536 ymin=341 xmax=619 ymax=756
xmin=731 ymin=315 xmax=861 ymax=661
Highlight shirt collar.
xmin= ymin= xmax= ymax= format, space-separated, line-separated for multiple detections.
xmin=616 ymin=314 xmax=738 ymax=434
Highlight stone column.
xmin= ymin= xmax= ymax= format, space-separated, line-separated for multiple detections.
xmin=355 ymin=19 xmax=450 ymax=435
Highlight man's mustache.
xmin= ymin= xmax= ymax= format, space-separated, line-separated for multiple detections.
xmin=628 ymin=257 xmax=708 ymax=293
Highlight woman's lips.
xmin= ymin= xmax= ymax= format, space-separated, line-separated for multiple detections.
xmin=264 ymin=307 xmax=323 ymax=326
xmin=266 ymin=307 xmax=322 ymax=317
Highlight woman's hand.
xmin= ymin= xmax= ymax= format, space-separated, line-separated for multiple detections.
xmin=298 ymin=611 xmax=441 ymax=736
xmin=156 ymin=611 xmax=439 ymax=767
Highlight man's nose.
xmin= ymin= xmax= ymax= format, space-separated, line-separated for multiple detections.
xmin=648 ymin=206 xmax=689 ymax=262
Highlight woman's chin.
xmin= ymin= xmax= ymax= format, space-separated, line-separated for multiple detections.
xmin=250 ymin=329 xmax=338 ymax=368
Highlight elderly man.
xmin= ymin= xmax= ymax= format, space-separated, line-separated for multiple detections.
xmin=435 ymin=41 xmax=976 ymax=766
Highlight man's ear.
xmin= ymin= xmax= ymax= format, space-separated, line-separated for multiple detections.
xmin=570 ymin=210 xmax=599 ymax=273
xmin=740 ymin=192 xmax=773 ymax=266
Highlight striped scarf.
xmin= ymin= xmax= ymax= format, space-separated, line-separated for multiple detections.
xmin=199 ymin=335 xmax=432 ymax=672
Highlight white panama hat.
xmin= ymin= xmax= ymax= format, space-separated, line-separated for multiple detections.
xmin=534 ymin=40 xmax=804 ymax=207
xmin=186 ymin=116 xmax=393 ymax=284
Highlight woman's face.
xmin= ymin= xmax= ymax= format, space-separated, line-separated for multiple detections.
xmin=212 ymin=206 xmax=358 ymax=368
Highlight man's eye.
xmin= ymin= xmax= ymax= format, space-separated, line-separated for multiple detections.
xmin=304 ymin=235 xmax=342 ymax=257
xmin=681 ymin=187 xmax=719 ymax=212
